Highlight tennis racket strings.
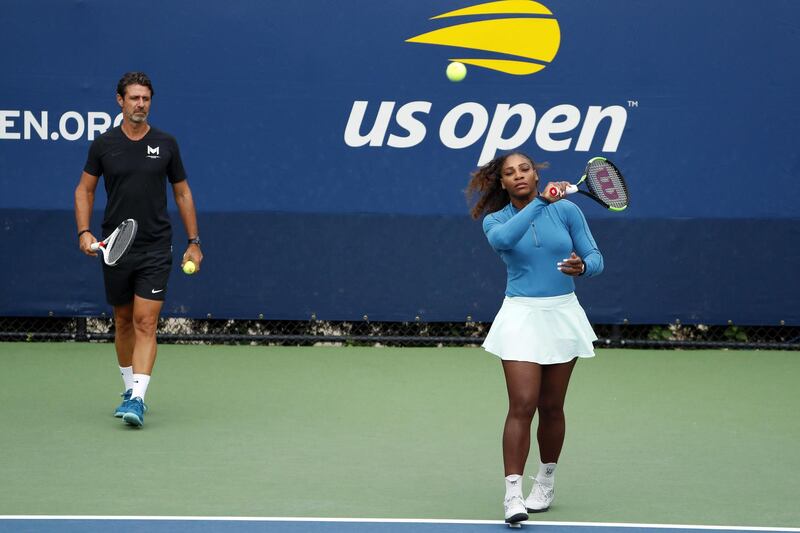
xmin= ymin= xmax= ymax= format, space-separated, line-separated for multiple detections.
xmin=106 ymin=219 xmax=137 ymax=265
xmin=586 ymin=159 xmax=629 ymax=210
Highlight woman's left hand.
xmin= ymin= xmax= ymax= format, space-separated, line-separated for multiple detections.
xmin=557 ymin=252 xmax=585 ymax=276
xmin=183 ymin=244 xmax=204 ymax=272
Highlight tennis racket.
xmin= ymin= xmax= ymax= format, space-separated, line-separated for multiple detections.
xmin=549 ymin=157 xmax=629 ymax=212
xmin=90 ymin=218 xmax=138 ymax=266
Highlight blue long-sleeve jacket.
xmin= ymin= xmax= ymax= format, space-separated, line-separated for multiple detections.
xmin=483 ymin=197 xmax=604 ymax=297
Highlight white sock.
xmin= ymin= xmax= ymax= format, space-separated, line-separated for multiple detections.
xmin=536 ymin=462 xmax=557 ymax=485
xmin=131 ymin=374 xmax=151 ymax=401
xmin=119 ymin=366 xmax=134 ymax=391
xmin=505 ymin=474 xmax=523 ymax=499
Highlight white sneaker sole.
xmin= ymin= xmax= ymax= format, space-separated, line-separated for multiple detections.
xmin=526 ymin=505 xmax=549 ymax=513
xmin=505 ymin=512 xmax=528 ymax=525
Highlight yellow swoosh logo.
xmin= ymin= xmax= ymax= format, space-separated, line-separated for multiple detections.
xmin=406 ymin=0 xmax=560 ymax=76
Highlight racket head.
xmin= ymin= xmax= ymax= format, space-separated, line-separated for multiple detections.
xmin=102 ymin=218 xmax=138 ymax=266
xmin=583 ymin=157 xmax=629 ymax=211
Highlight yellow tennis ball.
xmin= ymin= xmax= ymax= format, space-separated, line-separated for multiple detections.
xmin=182 ymin=261 xmax=196 ymax=275
xmin=446 ymin=61 xmax=467 ymax=82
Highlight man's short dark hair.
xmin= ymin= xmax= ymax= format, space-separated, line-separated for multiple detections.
xmin=117 ymin=72 xmax=154 ymax=98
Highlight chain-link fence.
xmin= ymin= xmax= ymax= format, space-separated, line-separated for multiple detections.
xmin=1 ymin=316 xmax=798 ymax=349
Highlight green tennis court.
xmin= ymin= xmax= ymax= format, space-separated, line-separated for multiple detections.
xmin=1 ymin=343 xmax=798 ymax=527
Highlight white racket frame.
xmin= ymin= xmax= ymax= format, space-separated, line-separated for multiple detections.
xmin=89 ymin=218 xmax=137 ymax=266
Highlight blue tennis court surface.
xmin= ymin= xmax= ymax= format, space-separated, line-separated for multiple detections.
xmin=2 ymin=518 xmax=798 ymax=533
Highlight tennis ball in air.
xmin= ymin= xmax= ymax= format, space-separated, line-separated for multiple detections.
xmin=182 ymin=261 xmax=196 ymax=275
xmin=446 ymin=61 xmax=467 ymax=82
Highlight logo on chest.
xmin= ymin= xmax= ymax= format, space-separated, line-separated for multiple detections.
xmin=146 ymin=145 xmax=160 ymax=159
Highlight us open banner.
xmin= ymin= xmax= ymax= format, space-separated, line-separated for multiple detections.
xmin=1 ymin=0 xmax=798 ymax=324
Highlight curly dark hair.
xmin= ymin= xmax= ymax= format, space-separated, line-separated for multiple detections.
xmin=116 ymin=72 xmax=154 ymax=98
xmin=465 ymin=151 xmax=549 ymax=219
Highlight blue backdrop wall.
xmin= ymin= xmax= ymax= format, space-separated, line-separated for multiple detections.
xmin=1 ymin=0 xmax=799 ymax=324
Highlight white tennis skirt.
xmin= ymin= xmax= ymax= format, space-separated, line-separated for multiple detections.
xmin=482 ymin=292 xmax=597 ymax=365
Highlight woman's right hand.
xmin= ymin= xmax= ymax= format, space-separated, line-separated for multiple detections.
xmin=541 ymin=181 xmax=569 ymax=203
xmin=80 ymin=232 xmax=98 ymax=257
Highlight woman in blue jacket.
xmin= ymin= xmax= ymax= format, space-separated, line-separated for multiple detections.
xmin=467 ymin=152 xmax=603 ymax=525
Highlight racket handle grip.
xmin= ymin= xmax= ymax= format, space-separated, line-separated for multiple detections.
xmin=89 ymin=242 xmax=102 ymax=251
xmin=548 ymin=184 xmax=579 ymax=197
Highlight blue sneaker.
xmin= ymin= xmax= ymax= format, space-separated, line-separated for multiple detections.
xmin=114 ymin=389 xmax=148 ymax=418
xmin=122 ymin=397 xmax=145 ymax=427
xmin=114 ymin=389 xmax=133 ymax=418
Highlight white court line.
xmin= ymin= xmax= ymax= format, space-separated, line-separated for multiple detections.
xmin=0 ymin=517 xmax=798 ymax=532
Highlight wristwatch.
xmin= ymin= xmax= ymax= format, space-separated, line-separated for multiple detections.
xmin=188 ymin=237 xmax=201 ymax=246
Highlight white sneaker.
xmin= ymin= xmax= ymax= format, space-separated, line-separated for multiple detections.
xmin=504 ymin=495 xmax=529 ymax=524
xmin=525 ymin=477 xmax=554 ymax=512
